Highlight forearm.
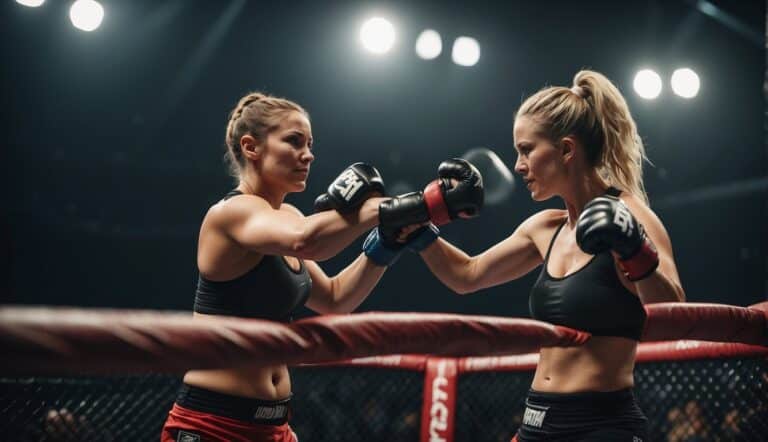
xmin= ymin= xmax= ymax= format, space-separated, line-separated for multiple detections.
xmin=326 ymin=254 xmax=387 ymax=313
xmin=298 ymin=197 xmax=385 ymax=261
xmin=634 ymin=269 xmax=685 ymax=304
xmin=419 ymin=239 xmax=476 ymax=294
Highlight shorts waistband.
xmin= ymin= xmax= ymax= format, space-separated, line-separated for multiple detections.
xmin=176 ymin=383 xmax=292 ymax=425
xmin=526 ymin=387 xmax=635 ymax=405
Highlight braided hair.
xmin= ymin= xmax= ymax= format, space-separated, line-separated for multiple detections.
xmin=224 ymin=92 xmax=308 ymax=179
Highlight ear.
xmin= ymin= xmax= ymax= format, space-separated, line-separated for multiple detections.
xmin=240 ymin=134 xmax=262 ymax=161
xmin=559 ymin=136 xmax=576 ymax=164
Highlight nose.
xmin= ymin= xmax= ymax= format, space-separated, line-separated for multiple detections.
xmin=514 ymin=156 xmax=526 ymax=175
xmin=301 ymin=147 xmax=315 ymax=163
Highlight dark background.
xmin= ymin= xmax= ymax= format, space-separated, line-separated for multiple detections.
xmin=2 ymin=0 xmax=766 ymax=318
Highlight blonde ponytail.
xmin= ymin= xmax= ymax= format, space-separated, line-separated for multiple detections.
xmin=516 ymin=70 xmax=649 ymax=204
xmin=573 ymin=70 xmax=649 ymax=203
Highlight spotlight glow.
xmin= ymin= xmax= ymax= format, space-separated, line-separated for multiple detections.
xmin=16 ymin=0 xmax=45 ymax=7
xmin=451 ymin=36 xmax=480 ymax=67
xmin=415 ymin=29 xmax=442 ymax=60
xmin=633 ymin=69 xmax=662 ymax=99
xmin=360 ymin=17 xmax=395 ymax=54
xmin=671 ymin=68 xmax=700 ymax=99
xmin=69 ymin=0 xmax=104 ymax=32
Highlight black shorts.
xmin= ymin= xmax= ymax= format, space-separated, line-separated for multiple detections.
xmin=514 ymin=388 xmax=648 ymax=442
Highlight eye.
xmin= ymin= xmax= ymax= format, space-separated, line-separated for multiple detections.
xmin=285 ymin=135 xmax=303 ymax=147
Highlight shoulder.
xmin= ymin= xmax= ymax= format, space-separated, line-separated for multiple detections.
xmin=280 ymin=203 xmax=305 ymax=217
xmin=519 ymin=209 xmax=567 ymax=234
xmin=617 ymin=192 xmax=672 ymax=244
xmin=617 ymin=192 xmax=664 ymax=227
xmin=204 ymin=193 xmax=273 ymax=227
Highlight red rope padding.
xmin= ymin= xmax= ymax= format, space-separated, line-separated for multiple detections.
xmin=642 ymin=302 xmax=767 ymax=345
xmin=0 ymin=308 xmax=310 ymax=374
xmin=306 ymin=354 xmax=429 ymax=371
xmin=1 ymin=302 xmax=764 ymax=374
xmin=325 ymin=342 xmax=768 ymax=373
xmin=291 ymin=312 xmax=589 ymax=360
xmin=635 ymin=341 xmax=768 ymax=363
xmin=0 ymin=308 xmax=588 ymax=375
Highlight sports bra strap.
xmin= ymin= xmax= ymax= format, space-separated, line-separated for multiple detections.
xmin=543 ymin=220 xmax=567 ymax=263
xmin=224 ymin=189 xmax=243 ymax=200
xmin=606 ymin=186 xmax=622 ymax=197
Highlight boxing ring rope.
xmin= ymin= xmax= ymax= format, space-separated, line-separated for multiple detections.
xmin=1 ymin=302 xmax=766 ymax=441
xmin=1 ymin=302 xmax=764 ymax=375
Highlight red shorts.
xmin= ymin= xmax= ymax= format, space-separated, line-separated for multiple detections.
xmin=161 ymin=404 xmax=298 ymax=442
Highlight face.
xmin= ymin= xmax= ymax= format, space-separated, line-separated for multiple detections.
xmin=259 ymin=111 xmax=314 ymax=193
xmin=513 ymin=116 xmax=566 ymax=201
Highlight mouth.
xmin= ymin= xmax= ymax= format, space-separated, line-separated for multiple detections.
xmin=524 ymin=178 xmax=534 ymax=189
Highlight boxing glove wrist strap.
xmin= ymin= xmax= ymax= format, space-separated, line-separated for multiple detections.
xmin=363 ymin=228 xmax=403 ymax=266
xmin=406 ymin=224 xmax=440 ymax=253
xmin=618 ymin=237 xmax=659 ymax=282
xmin=423 ymin=180 xmax=451 ymax=226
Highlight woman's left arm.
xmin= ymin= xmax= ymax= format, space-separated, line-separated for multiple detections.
xmin=280 ymin=202 xmax=387 ymax=314
xmin=621 ymin=195 xmax=686 ymax=304
xmin=303 ymin=255 xmax=387 ymax=314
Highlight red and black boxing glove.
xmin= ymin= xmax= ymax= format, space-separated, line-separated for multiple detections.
xmin=423 ymin=158 xmax=484 ymax=225
xmin=575 ymin=195 xmax=659 ymax=281
xmin=378 ymin=158 xmax=484 ymax=242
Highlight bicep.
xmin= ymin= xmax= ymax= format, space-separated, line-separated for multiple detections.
xmin=301 ymin=260 xmax=335 ymax=314
xmin=225 ymin=203 xmax=309 ymax=256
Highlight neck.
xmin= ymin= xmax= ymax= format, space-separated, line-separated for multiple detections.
xmin=238 ymin=168 xmax=285 ymax=209
xmin=562 ymin=168 xmax=608 ymax=227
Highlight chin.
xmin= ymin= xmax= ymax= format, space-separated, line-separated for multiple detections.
xmin=290 ymin=182 xmax=307 ymax=193
xmin=530 ymin=189 xmax=554 ymax=202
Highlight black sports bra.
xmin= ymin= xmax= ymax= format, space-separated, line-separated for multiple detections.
xmin=193 ymin=190 xmax=312 ymax=322
xmin=528 ymin=188 xmax=646 ymax=340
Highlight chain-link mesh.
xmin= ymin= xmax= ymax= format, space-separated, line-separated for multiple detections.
xmin=456 ymin=370 xmax=534 ymax=442
xmin=0 ymin=375 xmax=181 ymax=441
xmin=1 ymin=357 xmax=765 ymax=441
xmin=290 ymin=366 xmax=422 ymax=441
xmin=456 ymin=357 xmax=768 ymax=442
xmin=635 ymin=357 xmax=768 ymax=442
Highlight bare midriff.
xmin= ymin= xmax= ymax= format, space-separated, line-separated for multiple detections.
xmin=182 ymin=312 xmax=292 ymax=400
xmin=532 ymin=336 xmax=638 ymax=393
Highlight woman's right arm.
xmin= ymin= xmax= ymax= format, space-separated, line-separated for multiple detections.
xmin=214 ymin=195 xmax=386 ymax=262
xmin=418 ymin=212 xmax=548 ymax=294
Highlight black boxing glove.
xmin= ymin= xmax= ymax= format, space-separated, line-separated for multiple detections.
xmin=314 ymin=163 xmax=385 ymax=213
xmin=575 ymin=195 xmax=659 ymax=281
xmin=378 ymin=158 xmax=484 ymax=239
xmin=377 ymin=191 xmax=430 ymax=245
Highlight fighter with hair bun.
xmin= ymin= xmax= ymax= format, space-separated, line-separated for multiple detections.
xmin=160 ymin=91 xmax=484 ymax=442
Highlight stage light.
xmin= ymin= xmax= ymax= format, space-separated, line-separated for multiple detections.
xmin=451 ymin=36 xmax=480 ymax=67
xmin=671 ymin=68 xmax=700 ymax=99
xmin=633 ymin=69 xmax=662 ymax=99
xmin=70 ymin=0 xmax=104 ymax=32
xmin=360 ymin=17 xmax=395 ymax=54
xmin=16 ymin=0 xmax=45 ymax=7
xmin=415 ymin=29 xmax=442 ymax=60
